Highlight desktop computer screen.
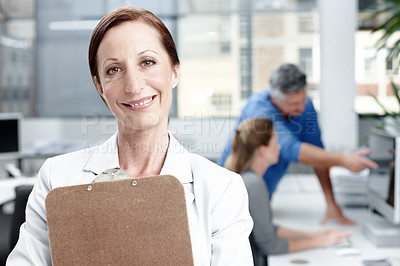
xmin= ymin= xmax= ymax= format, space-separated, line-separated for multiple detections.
xmin=0 ymin=113 xmax=21 ymax=160
xmin=368 ymin=128 xmax=400 ymax=225
xmin=364 ymin=128 xmax=400 ymax=247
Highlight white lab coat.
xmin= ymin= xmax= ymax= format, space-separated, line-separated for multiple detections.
xmin=7 ymin=133 xmax=254 ymax=265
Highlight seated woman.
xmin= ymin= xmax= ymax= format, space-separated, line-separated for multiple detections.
xmin=225 ymin=117 xmax=351 ymax=266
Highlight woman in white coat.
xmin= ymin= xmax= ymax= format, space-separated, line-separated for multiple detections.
xmin=7 ymin=7 xmax=253 ymax=265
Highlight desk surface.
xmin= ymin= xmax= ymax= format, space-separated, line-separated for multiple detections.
xmin=269 ymin=174 xmax=400 ymax=266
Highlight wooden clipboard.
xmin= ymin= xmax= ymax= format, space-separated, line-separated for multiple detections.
xmin=45 ymin=175 xmax=194 ymax=266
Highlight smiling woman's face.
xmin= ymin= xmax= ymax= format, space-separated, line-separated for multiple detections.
xmin=95 ymin=21 xmax=179 ymax=132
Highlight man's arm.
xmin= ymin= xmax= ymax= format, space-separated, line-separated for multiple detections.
xmin=298 ymin=143 xmax=378 ymax=225
xmin=298 ymin=143 xmax=378 ymax=171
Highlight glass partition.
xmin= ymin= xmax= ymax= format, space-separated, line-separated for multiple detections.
xmin=0 ymin=0 xmax=319 ymax=118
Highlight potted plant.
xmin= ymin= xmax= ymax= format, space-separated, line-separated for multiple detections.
xmin=369 ymin=0 xmax=400 ymax=135
xmin=371 ymin=0 xmax=400 ymax=61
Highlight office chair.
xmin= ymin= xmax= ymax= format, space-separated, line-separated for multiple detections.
xmin=0 ymin=185 xmax=33 ymax=265
xmin=9 ymin=185 xmax=34 ymax=254
xmin=250 ymin=234 xmax=269 ymax=266
xmin=0 ymin=205 xmax=12 ymax=266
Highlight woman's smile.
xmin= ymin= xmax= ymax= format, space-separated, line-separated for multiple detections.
xmin=121 ymin=95 xmax=157 ymax=111
xmin=95 ymin=21 xmax=179 ymax=131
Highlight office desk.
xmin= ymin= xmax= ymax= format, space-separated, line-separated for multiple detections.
xmin=269 ymin=174 xmax=400 ymax=266
xmin=0 ymin=177 xmax=37 ymax=205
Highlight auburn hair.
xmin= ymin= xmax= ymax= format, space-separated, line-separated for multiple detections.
xmin=88 ymin=6 xmax=179 ymax=83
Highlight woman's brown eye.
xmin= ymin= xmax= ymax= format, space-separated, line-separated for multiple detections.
xmin=142 ymin=59 xmax=155 ymax=67
xmin=107 ymin=67 xmax=119 ymax=75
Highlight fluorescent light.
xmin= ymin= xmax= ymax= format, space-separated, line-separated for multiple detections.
xmin=49 ymin=20 xmax=99 ymax=31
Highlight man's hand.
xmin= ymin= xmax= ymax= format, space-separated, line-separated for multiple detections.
xmin=320 ymin=203 xmax=356 ymax=225
xmin=342 ymin=148 xmax=379 ymax=173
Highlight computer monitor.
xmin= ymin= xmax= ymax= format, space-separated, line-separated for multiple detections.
xmin=368 ymin=128 xmax=400 ymax=225
xmin=0 ymin=113 xmax=21 ymax=161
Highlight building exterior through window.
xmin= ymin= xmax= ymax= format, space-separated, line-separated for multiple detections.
xmin=0 ymin=0 xmax=397 ymax=117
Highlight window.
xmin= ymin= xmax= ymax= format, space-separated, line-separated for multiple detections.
xmin=356 ymin=6 xmax=400 ymax=115
xmin=219 ymin=16 xmax=231 ymax=54
xmin=0 ymin=0 xmax=35 ymax=116
xmin=386 ymin=57 xmax=399 ymax=75
xmin=0 ymin=0 xmax=319 ymax=118
xmin=365 ymin=55 xmax=377 ymax=76
xmin=299 ymin=48 xmax=313 ymax=79
xmin=212 ymin=93 xmax=232 ymax=111
xmin=298 ymin=15 xmax=314 ymax=33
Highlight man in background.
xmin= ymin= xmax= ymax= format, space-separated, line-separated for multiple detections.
xmin=219 ymin=63 xmax=378 ymax=225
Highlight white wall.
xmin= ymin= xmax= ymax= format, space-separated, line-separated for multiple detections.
xmin=20 ymin=117 xmax=236 ymax=168
xmin=21 ymin=117 xmax=117 ymax=150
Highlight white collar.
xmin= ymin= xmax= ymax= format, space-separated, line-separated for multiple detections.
xmin=83 ymin=132 xmax=193 ymax=184
xmin=83 ymin=133 xmax=119 ymax=176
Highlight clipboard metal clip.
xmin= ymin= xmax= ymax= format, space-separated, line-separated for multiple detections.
xmin=86 ymin=180 xmax=138 ymax=192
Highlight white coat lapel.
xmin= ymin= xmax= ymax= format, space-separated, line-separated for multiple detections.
xmin=80 ymin=132 xmax=195 ymax=208
xmin=160 ymin=133 xmax=195 ymax=208
xmin=82 ymin=133 xmax=120 ymax=184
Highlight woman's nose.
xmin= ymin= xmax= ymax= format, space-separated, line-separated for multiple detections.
xmin=124 ymin=68 xmax=144 ymax=93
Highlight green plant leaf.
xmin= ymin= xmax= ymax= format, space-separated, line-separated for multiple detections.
xmin=370 ymin=7 xmax=395 ymax=23
xmin=380 ymin=19 xmax=400 ymax=37
xmin=386 ymin=40 xmax=400 ymax=59
xmin=370 ymin=93 xmax=396 ymax=117
xmin=390 ymin=80 xmax=400 ymax=113
xmin=386 ymin=0 xmax=400 ymax=4
xmin=375 ymin=17 xmax=400 ymax=45
xmin=372 ymin=3 xmax=400 ymax=20
xmin=369 ymin=0 xmax=400 ymax=117
xmin=389 ymin=47 xmax=400 ymax=59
